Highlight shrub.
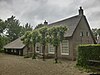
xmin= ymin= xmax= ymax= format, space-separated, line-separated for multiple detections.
xmin=76 ymin=44 xmax=100 ymax=68
xmin=0 ymin=49 xmax=4 ymax=53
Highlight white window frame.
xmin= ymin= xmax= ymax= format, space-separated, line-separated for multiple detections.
xmin=86 ymin=32 xmax=89 ymax=36
xmin=11 ymin=49 xmax=13 ymax=52
xmin=60 ymin=40 xmax=69 ymax=55
xmin=48 ymin=44 xmax=55 ymax=54
xmin=80 ymin=32 xmax=83 ymax=36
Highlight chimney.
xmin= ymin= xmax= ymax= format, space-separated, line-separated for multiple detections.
xmin=44 ymin=20 xmax=48 ymax=25
xmin=79 ymin=6 xmax=84 ymax=15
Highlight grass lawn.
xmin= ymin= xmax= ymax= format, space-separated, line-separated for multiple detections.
xmin=0 ymin=53 xmax=88 ymax=75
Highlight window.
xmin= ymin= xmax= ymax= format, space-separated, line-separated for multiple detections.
xmin=48 ymin=44 xmax=55 ymax=54
xmin=80 ymin=32 xmax=83 ymax=36
xmin=36 ymin=43 xmax=41 ymax=53
xmin=11 ymin=50 xmax=13 ymax=52
xmin=61 ymin=40 xmax=69 ymax=55
xmin=86 ymin=32 xmax=89 ymax=36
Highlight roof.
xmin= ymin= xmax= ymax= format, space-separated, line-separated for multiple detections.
xmin=49 ymin=15 xmax=82 ymax=37
xmin=4 ymin=37 xmax=25 ymax=49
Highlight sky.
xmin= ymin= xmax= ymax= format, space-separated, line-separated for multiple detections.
xmin=0 ymin=0 xmax=100 ymax=29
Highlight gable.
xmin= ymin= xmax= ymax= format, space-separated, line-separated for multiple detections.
xmin=72 ymin=15 xmax=96 ymax=44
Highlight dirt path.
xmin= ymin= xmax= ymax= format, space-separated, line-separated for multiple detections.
xmin=0 ymin=53 xmax=88 ymax=75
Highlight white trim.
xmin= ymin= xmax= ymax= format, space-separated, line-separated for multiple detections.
xmin=80 ymin=32 xmax=83 ymax=36
xmin=48 ymin=44 xmax=55 ymax=54
xmin=60 ymin=40 xmax=69 ymax=55
xmin=61 ymin=53 xmax=69 ymax=55
xmin=86 ymin=32 xmax=89 ymax=36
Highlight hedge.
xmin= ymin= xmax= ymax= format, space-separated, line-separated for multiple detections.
xmin=76 ymin=44 xmax=100 ymax=68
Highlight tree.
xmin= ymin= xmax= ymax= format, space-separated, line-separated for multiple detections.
xmin=0 ymin=19 xmax=6 ymax=35
xmin=21 ymin=31 xmax=31 ymax=55
xmin=0 ymin=36 xmax=9 ymax=51
xmin=19 ymin=23 xmax=32 ymax=37
xmin=35 ymin=23 xmax=44 ymax=29
xmin=5 ymin=15 xmax=22 ymax=41
xmin=97 ymin=28 xmax=100 ymax=36
xmin=92 ymin=28 xmax=100 ymax=40
xmin=0 ymin=19 xmax=9 ymax=51
xmin=24 ymin=23 xmax=32 ymax=31
xmin=31 ymin=30 xmax=39 ymax=59
xmin=48 ymin=26 xmax=67 ymax=63
xmin=38 ymin=26 xmax=48 ymax=61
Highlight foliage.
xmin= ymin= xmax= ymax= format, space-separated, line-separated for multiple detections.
xmin=0 ymin=16 xmax=33 ymax=53
xmin=19 ymin=23 xmax=32 ymax=37
xmin=31 ymin=30 xmax=39 ymax=59
xmin=97 ymin=29 xmax=100 ymax=36
xmin=24 ymin=23 xmax=32 ymax=31
xmin=0 ymin=19 xmax=6 ymax=35
xmin=77 ymin=44 xmax=100 ymax=68
xmin=92 ymin=28 xmax=100 ymax=40
xmin=48 ymin=26 xmax=67 ymax=46
xmin=5 ymin=16 xmax=32 ymax=41
xmin=35 ymin=23 xmax=44 ymax=29
xmin=0 ymin=36 xmax=9 ymax=52
xmin=38 ymin=26 xmax=48 ymax=61
xmin=21 ymin=31 xmax=31 ymax=45
xmin=21 ymin=31 xmax=31 ymax=55
xmin=0 ymin=19 xmax=9 ymax=51
xmin=5 ymin=15 xmax=22 ymax=41
xmin=48 ymin=26 xmax=67 ymax=63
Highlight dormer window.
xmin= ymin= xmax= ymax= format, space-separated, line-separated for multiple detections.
xmin=80 ymin=32 xmax=83 ymax=36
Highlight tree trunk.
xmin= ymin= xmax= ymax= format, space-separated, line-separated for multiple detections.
xmin=42 ymin=45 xmax=45 ymax=61
xmin=32 ymin=44 xmax=36 ymax=59
xmin=55 ymin=46 xmax=58 ymax=63
xmin=27 ymin=46 xmax=28 ymax=55
xmin=27 ymin=45 xmax=29 ymax=56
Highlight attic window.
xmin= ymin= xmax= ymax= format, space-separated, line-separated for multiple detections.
xmin=86 ymin=32 xmax=89 ymax=36
xmin=80 ymin=32 xmax=83 ymax=36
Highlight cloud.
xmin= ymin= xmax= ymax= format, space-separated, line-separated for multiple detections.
xmin=0 ymin=0 xmax=100 ymax=28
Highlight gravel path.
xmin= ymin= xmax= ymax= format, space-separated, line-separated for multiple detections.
xmin=0 ymin=53 xmax=88 ymax=75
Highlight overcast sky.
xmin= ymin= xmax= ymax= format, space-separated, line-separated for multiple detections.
xmin=0 ymin=0 xmax=100 ymax=28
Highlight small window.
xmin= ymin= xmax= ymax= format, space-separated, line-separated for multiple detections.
xmin=80 ymin=32 xmax=83 ymax=36
xmin=86 ymin=32 xmax=89 ymax=36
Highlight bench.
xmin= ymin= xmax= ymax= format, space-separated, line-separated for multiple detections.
xmin=88 ymin=60 xmax=100 ymax=71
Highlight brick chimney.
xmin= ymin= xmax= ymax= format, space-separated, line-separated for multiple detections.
xmin=79 ymin=6 xmax=84 ymax=15
xmin=44 ymin=20 xmax=48 ymax=25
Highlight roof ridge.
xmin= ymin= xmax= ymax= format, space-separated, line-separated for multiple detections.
xmin=49 ymin=15 xmax=82 ymax=25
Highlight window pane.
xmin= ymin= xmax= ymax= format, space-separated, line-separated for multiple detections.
xmin=61 ymin=40 xmax=69 ymax=55
xmin=80 ymin=32 xmax=83 ymax=36
xmin=48 ymin=44 xmax=55 ymax=54
xmin=36 ymin=43 xmax=41 ymax=52
xmin=86 ymin=32 xmax=89 ymax=36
